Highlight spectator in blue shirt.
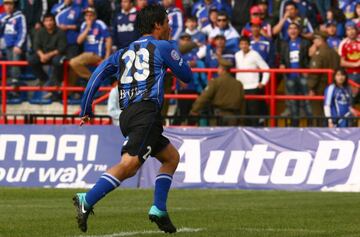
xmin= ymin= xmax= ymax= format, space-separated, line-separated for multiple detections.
xmin=208 ymin=12 xmax=240 ymax=54
xmin=184 ymin=16 xmax=206 ymax=45
xmin=249 ymin=17 xmax=274 ymax=67
xmin=163 ymin=0 xmax=183 ymax=40
xmin=325 ymin=20 xmax=341 ymax=52
xmin=324 ymin=68 xmax=355 ymax=127
xmin=279 ymin=22 xmax=312 ymax=121
xmin=68 ymin=7 xmax=112 ymax=89
xmin=192 ymin=0 xmax=229 ymax=29
xmin=0 ymin=0 xmax=26 ymax=83
xmin=112 ymin=0 xmax=139 ymax=50
xmin=52 ymin=0 xmax=83 ymax=59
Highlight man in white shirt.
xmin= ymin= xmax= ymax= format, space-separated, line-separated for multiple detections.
xmin=235 ymin=36 xmax=269 ymax=126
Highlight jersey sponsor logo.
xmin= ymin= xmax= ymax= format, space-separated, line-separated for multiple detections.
xmin=171 ymin=49 xmax=180 ymax=61
xmin=117 ymin=23 xmax=135 ymax=32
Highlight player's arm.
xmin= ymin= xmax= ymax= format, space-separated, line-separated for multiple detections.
xmin=80 ymin=50 xmax=121 ymax=123
xmin=158 ymin=41 xmax=193 ymax=83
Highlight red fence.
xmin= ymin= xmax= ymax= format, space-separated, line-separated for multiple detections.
xmin=1 ymin=61 xmax=359 ymax=126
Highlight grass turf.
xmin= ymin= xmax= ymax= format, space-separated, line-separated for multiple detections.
xmin=0 ymin=188 xmax=359 ymax=237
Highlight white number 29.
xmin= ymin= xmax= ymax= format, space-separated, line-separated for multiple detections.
xmin=120 ymin=48 xmax=150 ymax=84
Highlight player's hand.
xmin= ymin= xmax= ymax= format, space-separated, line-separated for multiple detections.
xmin=80 ymin=115 xmax=91 ymax=126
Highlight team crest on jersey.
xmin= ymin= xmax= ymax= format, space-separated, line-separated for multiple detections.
xmin=129 ymin=14 xmax=136 ymax=22
xmin=171 ymin=50 xmax=180 ymax=61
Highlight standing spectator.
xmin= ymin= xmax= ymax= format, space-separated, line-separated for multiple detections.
xmin=51 ymin=0 xmax=82 ymax=59
xmin=208 ymin=12 xmax=240 ymax=53
xmin=163 ymin=0 xmax=183 ymax=40
xmin=0 ymin=0 xmax=26 ymax=85
xmin=200 ymin=7 xmax=217 ymax=38
xmin=184 ymin=16 xmax=206 ymax=44
xmin=339 ymin=21 xmax=360 ymax=99
xmin=249 ymin=17 xmax=273 ymax=66
xmin=241 ymin=5 xmax=272 ymax=39
xmin=190 ymin=59 xmax=245 ymax=126
xmin=19 ymin=0 xmax=47 ymax=49
xmin=28 ymin=13 xmax=66 ymax=94
xmin=324 ymin=68 xmax=355 ymax=127
xmin=279 ymin=22 xmax=312 ymax=121
xmin=235 ymin=36 xmax=269 ymax=126
xmin=279 ymin=0 xmax=318 ymax=28
xmin=107 ymin=83 xmax=122 ymax=126
xmin=112 ymin=0 xmax=139 ymax=50
xmin=68 ymin=7 xmax=112 ymax=88
xmin=325 ymin=20 xmax=341 ymax=51
xmin=273 ymin=1 xmax=314 ymax=41
xmin=308 ymin=31 xmax=340 ymax=115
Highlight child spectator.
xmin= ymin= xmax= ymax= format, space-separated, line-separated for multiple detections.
xmin=185 ymin=16 xmax=206 ymax=44
xmin=200 ymin=7 xmax=217 ymax=38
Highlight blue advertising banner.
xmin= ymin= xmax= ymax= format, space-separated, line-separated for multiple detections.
xmin=1 ymin=126 xmax=360 ymax=191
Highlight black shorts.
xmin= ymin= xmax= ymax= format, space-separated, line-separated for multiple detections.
xmin=119 ymin=100 xmax=170 ymax=163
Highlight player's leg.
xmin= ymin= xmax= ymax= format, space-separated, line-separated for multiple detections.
xmin=73 ymin=153 xmax=141 ymax=232
xmin=148 ymin=142 xmax=179 ymax=233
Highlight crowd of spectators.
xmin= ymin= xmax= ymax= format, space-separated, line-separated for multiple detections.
xmin=0 ymin=0 xmax=359 ymax=127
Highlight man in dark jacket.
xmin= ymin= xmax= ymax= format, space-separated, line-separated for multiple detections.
xmin=28 ymin=13 xmax=66 ymax=92
xmin=190 ymin=58 xmax=245 ymax=126
xmin=279 ymin=22 xmax=312 ymax=120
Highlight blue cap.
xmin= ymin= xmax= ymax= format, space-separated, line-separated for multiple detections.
xmin=325 ymin=20 xmax=337 ymax=27
xmin=345 ymin=20 xmax=356 ymax=28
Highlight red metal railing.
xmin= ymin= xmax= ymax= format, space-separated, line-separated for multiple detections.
xmin=1 ymin=60 xmax=358 ymax=126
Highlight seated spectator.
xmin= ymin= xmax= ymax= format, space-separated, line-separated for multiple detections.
xmin=308 ymin=31 xmax=340 ymax=116
xmin=51 ymin=0 xmax=82 ymax=59
xmin=0 ymin=0 xmax=26 ymax=85
xmin=192 ymin=0 xmax=230 ymax=29
xmin=107 ymin=83 xmax=122 ymax=126
xmin=241 ymin=5 xmax=272 ymax=39
xmin=235 ymin=36 xmax=269 ymax=126
xmin=190 ymin=59 xmax=245 ymax=126
xmin=184 ymin=16 xmax=206 ymax=44
xmin=249 ymin=17 xmax=274 ymax=67
xmin=273 ymin=1 xmax=314 ymax=41
xmin=325 ymin=20 xmax=341 ymax=51
xmin=324 ymin=68 xmax=355 ymax=127
xmin=163 ymin=0 xmax=183 ymax=40
xmin=208 ymin=12 xmax=240 ymax=54
xmin=68 ymin=7 xmax=112 ymax=91
xmin=339 ymin=21 xmax=360 ymax=100
xmin=28 ymin=13 xmax=66 ymax=97
xmin=200 ymin=7 xmax=217 ymax=38
xmin=112 ymin=0 xmax=139 ymax=50
xmin=279 ymin=22 xmax=312 ymax=122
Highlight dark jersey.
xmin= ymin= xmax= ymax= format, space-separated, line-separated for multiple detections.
xmin=80 ymin=35 xmax=193 ymax=116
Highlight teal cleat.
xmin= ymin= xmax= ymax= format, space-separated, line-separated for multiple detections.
xmin=148 ymin=205 xmax=177 ymax=233
xmin=72 ymin=193 xmax=94 ymax=232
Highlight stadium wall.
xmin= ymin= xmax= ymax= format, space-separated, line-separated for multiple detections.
xmin=0 ymin=126 xmax=360 ymax=192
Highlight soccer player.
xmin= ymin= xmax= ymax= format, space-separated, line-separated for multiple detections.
xmin=72 ymin=4 xmax=193 ymax=234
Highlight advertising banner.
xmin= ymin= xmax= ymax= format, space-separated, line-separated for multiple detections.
xmin=1 ymin=126 xmax=360 ymax=191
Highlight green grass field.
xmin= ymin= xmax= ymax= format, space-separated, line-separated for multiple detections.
xmin=0 ymin=188 xmax=359 ymax=237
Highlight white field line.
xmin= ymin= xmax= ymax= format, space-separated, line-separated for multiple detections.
xmin=237 ymin=227 xmax=328 ymax=234
xmin=74 ymin=227 xmax=204 ymax=237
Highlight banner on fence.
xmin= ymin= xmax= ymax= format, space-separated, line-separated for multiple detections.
xmin=1 ymin=126 xmax=360 ymax=191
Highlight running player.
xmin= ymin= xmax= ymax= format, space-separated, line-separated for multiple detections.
xmin=73 ymin=4 xmax=193 ymax=233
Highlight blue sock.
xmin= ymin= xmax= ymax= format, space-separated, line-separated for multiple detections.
xmin=153 ymin=173 xmax=173 ymax=211
xmin=85 ymin=173 xmax=121 ymax=208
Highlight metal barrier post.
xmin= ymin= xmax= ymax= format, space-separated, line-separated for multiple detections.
xmin=1 ymin=64 xmax=6 ymax=114
xmin=269 ymin=71 xmax=276 ymax=127
xmin=62 ymin=61 xmax=69 ymax=115
xmin=327 ymin=69 xmax=333 ymax=85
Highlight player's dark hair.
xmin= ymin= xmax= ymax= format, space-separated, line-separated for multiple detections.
xmin=136 ymin=4 xmax=168 ymax=35
xmin=239 ymin=36 xmax=250 ymax=45
xmin=43 ymin=13 xmax=55 ymax=21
